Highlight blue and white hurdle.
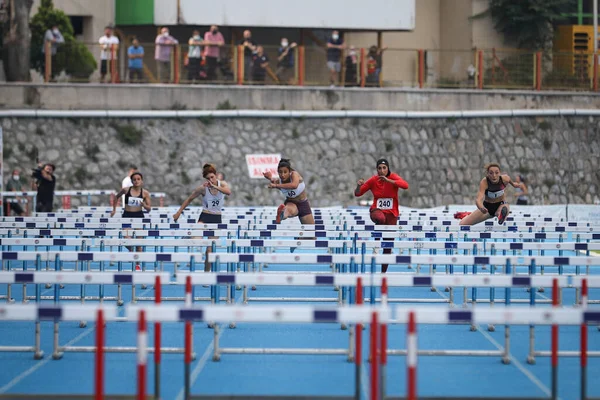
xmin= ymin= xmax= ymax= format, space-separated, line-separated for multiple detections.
xmin=2 ymin=250 xmax=600 ymax=307
xmin=1 ymin=270 xmax=599 ymax=365
xmin=0 ymin=301 xmax=597 ymax=400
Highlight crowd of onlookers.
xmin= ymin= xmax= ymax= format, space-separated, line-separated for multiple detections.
xmin=94 ymin=25 xmax=387 ymax=86
xmin=42 ymin=23 xmax=388 ymax=86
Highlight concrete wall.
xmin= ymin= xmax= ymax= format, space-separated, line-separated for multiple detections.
xmin=471 ymin=0 xmax=509 ymax=50
xmin=2 ymin=115 xmax=598 ymax=208
xmin=2 ymin=83 xmax=600 ymax=111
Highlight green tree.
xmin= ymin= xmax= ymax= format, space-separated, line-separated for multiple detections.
xmin=30 ymin=0 xmax=96 ymax=81
xmin=1 ymin=0 xmax=34 ymax=81
xmin=481 ymin=0 xmax=576 ymax=50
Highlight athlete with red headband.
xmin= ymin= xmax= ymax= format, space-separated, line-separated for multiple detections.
xmin=354 ymin=158 xmax=409 ymax=272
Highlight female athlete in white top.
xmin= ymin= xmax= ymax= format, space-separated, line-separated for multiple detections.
xmin=263 ymin=158 xmax=315 ymax=225
xmin=173 ymin=163 xmax=231 ymax=272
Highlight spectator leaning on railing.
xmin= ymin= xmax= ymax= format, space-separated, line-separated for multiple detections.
xmin=41 ymin=24 xmax=64 ymax=76
xmin=127 ymin=38 xmax=144 ymax=83
xmin=155 ymin=27 xmax=179 ymax=83
xmin=252 ymin=46 xmax=269 ymax=83
xmin=344 ymin=46 xmax=358 ymax=87
xmin=203 ymin=25 xmax=225 ymax=82
xmin=98 ymin=26 xmax=119 ymax=83
xmin=326 ymin=30 xmax=345 ymax=87
xmin=276 ymin=38 xmax=296 ymax=85
xmin=187 ymin=29 xmax=204 ymax=83
xmin=239 ymin=30 xmax=257 ymax=83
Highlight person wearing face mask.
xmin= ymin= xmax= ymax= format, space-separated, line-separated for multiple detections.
xmin=238 ymin=30 xmax=257 ymax=83
xmin=344 ymin=46 xmax=358 ymax=87
xmin=155 ymin=27 xmax=179 ymax=83
xmin=203 ymin=25 xmax=225 ymax=82
xmin=187 ymin=29 xmax=204 ymax=82
xmin=276 ymin=38 xmax=297 ymax=85
xmin=354 ymin=158 xmax=409 ymax=273
xmin=41 ymin=24 xmax=65 ymax=79
xmin=127 ymin=38 xmax=145 ymax=83
xmin=251 ymin=46 xmax=269 ymax=83
xmin=4 ymin=169 xmax=26 ymax=216
xmin=326 ymin=30 xmax=345 ymax=87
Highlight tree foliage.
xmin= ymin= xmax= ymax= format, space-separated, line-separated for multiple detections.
xmin=487 ymin=0 xmax=576 ymax=50
xmin=30 ymin=0 xmax=96 ymax=80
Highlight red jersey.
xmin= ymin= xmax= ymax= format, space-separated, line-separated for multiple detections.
xmin=355 ymin=173 xmax=409 ymax=217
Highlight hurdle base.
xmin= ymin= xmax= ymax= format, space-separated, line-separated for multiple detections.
xmin=384 ymin=397 xmax=550 ymax=400
xmin=535 ymin=350 xmax=600 ymax=357
xmin=0 ymin=395 xmax=142 ymax=399
xmin=246 ymin=297 xmax=339 ymax=302
xmin=388 ymin=349 xmax=504 ymax=357
xmin=217 ymin=347 xmax=351 ymax=361
xmin=0 ymin=346 xmax=37 ymax=353
xmin=60 ymin=346 xmax=196 ymax=359
xmin=189 ymin=396 xmax=354 ymax=400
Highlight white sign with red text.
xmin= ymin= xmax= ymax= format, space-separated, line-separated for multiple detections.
xmin=245 ymin=154 xmax=281 ymax=179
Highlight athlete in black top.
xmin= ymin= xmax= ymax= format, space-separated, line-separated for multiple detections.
xmin=110 ymin=172 xmax=151 ymax=270
xmin=459 ymin=163 xmax=524 ymax=226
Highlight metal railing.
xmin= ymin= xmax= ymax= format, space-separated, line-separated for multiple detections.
xmin=39 ymin=41 xmax=600 ymax=91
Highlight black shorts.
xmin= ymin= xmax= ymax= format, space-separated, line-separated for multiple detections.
xmin=483 ymin=201 xmax=505 ymax=216
xmin=198 ymin=212 xmax=222 ymax=224
xmin=122 ymin=210 xmax=145 ymax=218
xmin=284 ymin=198 xmax=312 ymax=218
xmin=101 ymin=60 xmax=108 ymax=75
xmin=516 ymin=199 xmax=528 ymax=205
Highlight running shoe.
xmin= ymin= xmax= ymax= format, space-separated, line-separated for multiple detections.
xmin=498 ymin=207 xmax=508 ymax=225
xmin=275 ymin=204 xmax=285 ymax=224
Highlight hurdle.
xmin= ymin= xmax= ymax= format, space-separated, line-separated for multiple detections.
xmin=2 ymin=250 xmax=599 ymax=307
xmin=5 ymin=270 xmax=599 ymax=366
xmin=0 ymin=302 xmax=596 ymax=399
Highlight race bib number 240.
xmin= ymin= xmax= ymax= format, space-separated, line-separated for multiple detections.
xmin=376 ymin=198 xmax=393 ymax=210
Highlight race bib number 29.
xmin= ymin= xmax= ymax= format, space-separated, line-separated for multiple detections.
xmin=376 ymin=198 xmax=393 ymax=210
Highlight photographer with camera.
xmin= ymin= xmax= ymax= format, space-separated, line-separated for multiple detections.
xmin=31 ymin=162 xmax=56 ymax=213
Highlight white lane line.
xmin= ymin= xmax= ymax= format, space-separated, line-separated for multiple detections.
xmin=0 ymin=325 xmax=94 ymax=393
xmin=433 ymin=287 xmax=554 ymax=398
xmin=0 ymin=285 xmax=154 ymax=394
xmin=175 ymin=290 xmax=241 ymax=400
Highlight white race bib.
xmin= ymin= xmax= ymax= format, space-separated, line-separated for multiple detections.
xmin=127 ymin=197 xmax=143 ymax=207
xmin=376 ymin=198 xmax=393 ymax=210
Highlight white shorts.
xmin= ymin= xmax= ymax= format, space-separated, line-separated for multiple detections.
xmin=327 ymin=61 xmax=341 ymax=72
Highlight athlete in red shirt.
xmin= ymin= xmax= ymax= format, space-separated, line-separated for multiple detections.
xmin=354 ymin=158 xmax=409 ymax=272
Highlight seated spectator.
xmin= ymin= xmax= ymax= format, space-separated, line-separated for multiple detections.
xmin=127 ymin=38 xmax=144 ymax=83
xmin=344 ymin=46 xmax=358 ymax=87
xmin=276 ymin=38 xmax=296 ymax=85
xmin=252 ymin=46 xmax=269 ymax=83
